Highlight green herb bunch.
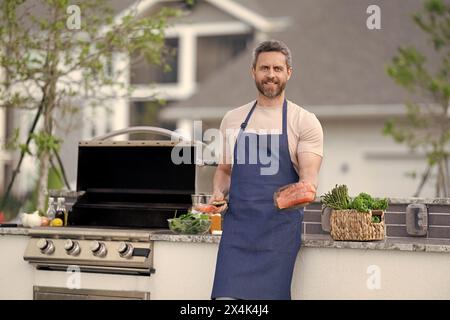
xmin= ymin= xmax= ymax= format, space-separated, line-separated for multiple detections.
xmin=350 ymin=193 xmax=388 ymax=213
xmin=321 ymin=186 xmax=389 ymax=213
xmin=320 ymin=184 xmax=351 ymax=210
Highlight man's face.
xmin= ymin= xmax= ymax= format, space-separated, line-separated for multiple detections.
xmin=252 ymin=51 xmax=292 ymax=99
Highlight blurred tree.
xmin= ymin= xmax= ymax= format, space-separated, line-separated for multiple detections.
xmin=384 ymin=0 xmax=450 ymax=197
xmin=0 ymin=0 xmax=180 ymax=212
xmin=22 ymin=167 xmax=64 ymax=215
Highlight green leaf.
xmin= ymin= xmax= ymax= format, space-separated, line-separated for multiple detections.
xmin=19 ymin=143 xmax=32 ymax=156
xmin=425 ymin=0 xmax=446 ymax=14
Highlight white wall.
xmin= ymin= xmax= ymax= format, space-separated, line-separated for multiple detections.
xmin=2 ymin=237 xmax=450 ymax=300
xmin=0 ymin=235 xmax=34 ymax=299
xmin=319 ymin=118 xmax=436 ymax=198
xmin=294 ymin=247 xmax=450 ymax=299
xmin=150 ymin=241 xmax=450 ymax=299
xmin=151 ymin=241 xmax=218 ymax=299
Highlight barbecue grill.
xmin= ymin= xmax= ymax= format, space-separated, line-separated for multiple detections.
xmin=23 ymin=127 xmax=216 ymax=276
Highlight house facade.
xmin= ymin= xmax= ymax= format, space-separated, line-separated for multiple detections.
xmin=0 ymin=0 xmax=442 ymax=200
xmin=156 ymin=0 xmax=440 ymax=198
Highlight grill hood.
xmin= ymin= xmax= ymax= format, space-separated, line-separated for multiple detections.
xmin=69 ymin=140 xmax=215 ymax=229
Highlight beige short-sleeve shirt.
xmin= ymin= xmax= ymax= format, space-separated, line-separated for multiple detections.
xmin=219 ymin=100 xmax=323 ymax=174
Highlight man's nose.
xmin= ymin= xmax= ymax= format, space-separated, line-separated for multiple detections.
xmin=267 ymin=68 xmax=275 ymax=77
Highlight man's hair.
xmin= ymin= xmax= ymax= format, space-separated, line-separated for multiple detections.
xmin=251 ymin=40 xmax=292 ymax=70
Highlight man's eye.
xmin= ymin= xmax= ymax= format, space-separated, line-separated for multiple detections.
xmin=275 ymin=67 xmax=282 ymax=72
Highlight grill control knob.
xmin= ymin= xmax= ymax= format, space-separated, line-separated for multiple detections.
xmin=90 ymin=241 xmax=107 ymax=257
xmin=117 ymin=242 xmax=133 ymax=259
xmin=64 ymin=239 xmax=81 ymax=256
xmin=37 ymin=238 xmax=55 ymax=255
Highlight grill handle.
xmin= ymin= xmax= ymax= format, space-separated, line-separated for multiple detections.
xmin=91 ymin=126 xmax=190 ymax=142
xmin=90 ymin=126 xmax=218 ymax=166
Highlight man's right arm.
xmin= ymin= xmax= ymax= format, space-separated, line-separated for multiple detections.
xmin=211 ymin=111 xmax=232 ymax=207
xmin=212 ymin=164 xmax=232 ymax=201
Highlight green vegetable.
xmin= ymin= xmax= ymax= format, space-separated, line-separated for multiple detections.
xmin=168 ymin=213 xmax=211 ymax=234
xmin=349 ymin=192 xmax=388 ymax=213
xmin=371 ymin=216 xmax=381 ymax=223
xmin=321 ymin=186 xmax=389 ymax=213
xmin=372 ymin=199 xmax=388 ymax=211
xmin=320 ymin=184 xmax=351 ymax=210
xmin=351 ymin=196 xmax=370 ymax=213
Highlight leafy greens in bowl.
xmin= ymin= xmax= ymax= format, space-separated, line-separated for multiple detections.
xmin=168 ymin=213 xmax=211 ymax=235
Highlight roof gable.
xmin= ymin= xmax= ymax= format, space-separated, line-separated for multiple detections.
xmin=117 ymin=0 xmax=284 ymax=31
xmin=164 ymin=0 xmax=437 ymax=115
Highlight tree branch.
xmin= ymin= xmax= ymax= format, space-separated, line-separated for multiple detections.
xmin=414 ymin=164 xmax=432 ymax=197
xmin=50 ymin=152 xmax=71 ymax=190
xmin=0 ymin=89 xmax=46 ymax=211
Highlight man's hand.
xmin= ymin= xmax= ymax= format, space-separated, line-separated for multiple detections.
xmin=208 ymin=190 xmax=228 ymax=213
xmin=210 ymin=190 xmax=225 ymax=202
xmin=297 ymin=180 xmax=316 ymax=207
xmin=209 ymin=164 xmax=231 ymax=213
xmin=297 ymin=150 xmax=321 ymax=208
xmin=274 ymin=180 xmax=316 ymax=209
xmin=273 ymin=150 xmax=322 ymax=210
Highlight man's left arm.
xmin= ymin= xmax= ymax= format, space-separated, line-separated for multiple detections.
xmin=296 ymin=112 xmax=323 ymax=191
xmin=297 ymin=151 xmax=322 ymax=190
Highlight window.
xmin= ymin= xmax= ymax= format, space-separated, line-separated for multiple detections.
xmin=130 ymin=38 xmax=179 ymax=85
xmin=129 ymin=100 xmax=173 ymax=140
xmin=197 ymin=34 xmax=253 ymax=82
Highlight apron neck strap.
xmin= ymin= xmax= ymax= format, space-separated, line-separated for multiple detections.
xmin=282 ymin=98 xmax=288 ymax=133
xmin=240 ymin=99 xmax=288 ymax=132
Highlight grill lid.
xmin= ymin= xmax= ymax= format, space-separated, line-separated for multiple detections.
xmin=76 ymin=141 xmax=196 ymax=194
xmin=70 ymin=141 xmax=198 ymax=228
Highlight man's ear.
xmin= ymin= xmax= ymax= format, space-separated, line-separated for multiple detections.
xmin=287 ymin=68 xmax=293 ymax=80
xmin=251 ymin=67 xmax=256 ymax=80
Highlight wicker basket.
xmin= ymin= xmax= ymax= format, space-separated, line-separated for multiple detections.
xmin=330 ymin=209 xmax=385 ymax=241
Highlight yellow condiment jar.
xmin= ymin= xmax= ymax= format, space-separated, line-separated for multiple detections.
xmin=210 ymin=213 xmax=222 ymax=234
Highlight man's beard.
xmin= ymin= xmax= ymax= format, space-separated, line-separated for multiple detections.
xmin=255 ymin=78 xmax=286 ymax=99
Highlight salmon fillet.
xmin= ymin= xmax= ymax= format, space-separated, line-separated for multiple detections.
xmin=193 ymin=203 xmax=223 ymax=214
xmin=274 ymin=181 xmax=316 ymax=209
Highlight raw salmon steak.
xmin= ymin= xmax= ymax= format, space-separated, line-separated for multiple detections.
xmin=193 ymin=203 xmax=222 ymax=214
xmin=274 ymin=181 xmax=316 ymax=209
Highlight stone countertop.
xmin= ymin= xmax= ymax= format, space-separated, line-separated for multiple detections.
xmin=308 ymin=197 xmax=450 ymax=205
xmin=387 ymin=197 xmax=450 ymax=205
xmin=149 ymin=231 xmax=222 ymax=243
xmin=301 ymin=234 xmax=450 ymax=253
xmin=2 ymin=227 xmax=450 ymax=253
xmin=149 ymin=231 xmax=450 ymax=253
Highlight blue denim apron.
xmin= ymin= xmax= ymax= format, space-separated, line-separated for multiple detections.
xmin=211 ymin=99 xmax=303 ymax=300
